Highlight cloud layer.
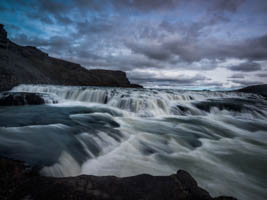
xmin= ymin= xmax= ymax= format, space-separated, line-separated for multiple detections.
xmin=1 ymin=0 xmax=267 ymax=89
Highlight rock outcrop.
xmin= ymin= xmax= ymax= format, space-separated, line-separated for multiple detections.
xmin=0 ymin=92 xmax=58 ymax=106
xmin=0 ymin=24 xmax=142 ymax=92
xmin=0 ymin=157 xmax=237 ymax=200
xmin=0 ymin=92 xmax=44 ymax=106
xmin=237 ymin=84 xmax=267 ymax=98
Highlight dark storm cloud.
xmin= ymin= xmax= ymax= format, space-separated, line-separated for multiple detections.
xmin=230 ymin=34 xmax=267 ymax=61
xmin=228 ymin=74 xmax=245 ymax=78
xmin=126 ymin=39 xmax=201 ymax=63
xmin=12 ymin=34 xmax=72 ymax=55
xmin=229 ymin=62 xmax=262 ymax=72
xmin=27 ymin=0 xmax=246 ymax=16
xmin=38 ymin=0 xmax=71 ymax=14
xmin=80 ymin=54 xmax=163 ymax=71
xmin=5 ymin=24 xmax=21 ymax=32
xmin=126 ymin=42 xmax=172 ymax=61
xmin=200 ymin=82 xmax=224 ymax=87
xmin=159 ymin=14 xmax=230 ymax=39
xmin=20 ymin=0 xmax=77 ymax=25
xmin=256 ymin=73 xmax=267 ymax=77
xmin=27 ymin=13 xmax=54 ymax=25
xmin=126 ymin=32 xmax=267 ymax=64
xmin=231 ymin=80 xmax=263 ymax=86
xmin=128 ymin=72 xmax=209 ymax=85
xmin=5 ymin=0 xmax=267 ymax=65
xmin=76 ymin=19 xmax=114 ymax=35
xmin=209 ymin=0 xmax=245 ymax=12
xmin=112 ymin=0 xmax=179 ymax=11
xmin=113 ymin=0 xmax=245 ymax=13
xmin=29 ymin=0 xmax=180 ymax=25
xmin=0 ymin=3 xmax=5 ymax=11
xmin=1 ymin=0 xmax=267 ymax=87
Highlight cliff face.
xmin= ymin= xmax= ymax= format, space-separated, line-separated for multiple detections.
xmin=0 ymin=24 xmax=142 ymax=92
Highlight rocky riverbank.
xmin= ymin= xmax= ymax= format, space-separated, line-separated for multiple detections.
xmin=0 ymin=157 xmax=237 ymax=200
xmin=0 ymin=24 xmax=142 ymax=92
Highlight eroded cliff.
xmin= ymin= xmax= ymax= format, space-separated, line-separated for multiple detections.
xmin=0 ymin=24 xmax=142 ymax=92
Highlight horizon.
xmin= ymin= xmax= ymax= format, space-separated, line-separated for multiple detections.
xmin=1 ymin=0 xmax=267 ymax=89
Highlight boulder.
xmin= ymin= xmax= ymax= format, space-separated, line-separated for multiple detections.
xmin=0 ymin=92 xmax=45 ymax=106
xmin=0 ymin=157 xmax=237 ymax=200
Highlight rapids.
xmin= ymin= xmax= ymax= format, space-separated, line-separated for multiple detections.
xmin=1 ymin=84 xmax=267 ymax=200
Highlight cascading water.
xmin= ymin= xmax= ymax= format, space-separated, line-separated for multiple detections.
xmin=11 ymin=84 xmax=263 ymax=117
xmin=1 ymin=84 xmax=267 ymax=200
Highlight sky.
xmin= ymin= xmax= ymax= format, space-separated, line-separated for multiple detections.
xmin=0 ymin=0 xmax=267 ymax=89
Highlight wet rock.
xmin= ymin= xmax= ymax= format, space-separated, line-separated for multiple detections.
xmin=193 ymin=100 xmax=243 ymax=112
xmin=0 ymin=92 xmax=45 ymax=106
xmin=0 ymin=157 xmax=238 ymax=200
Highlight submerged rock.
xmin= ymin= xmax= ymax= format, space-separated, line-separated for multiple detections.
xmin=193 ymin=99 xmax=243 ymax=112
xmin=0 ymin=157 xmax=237 ymax=200
xmin=0 ymin=92 xmax=57 ymax=106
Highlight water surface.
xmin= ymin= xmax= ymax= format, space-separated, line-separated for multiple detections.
xmin=1 ymin=84 xmax=267 ymax=200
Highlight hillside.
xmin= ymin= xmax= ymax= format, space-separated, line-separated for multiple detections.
xmin=0 ymin=24 xmax=141 ymax=92
xmin=237 ymin=84 xmax=267 ymax=97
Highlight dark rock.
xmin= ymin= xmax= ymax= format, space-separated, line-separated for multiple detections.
xmin=129 ymin=83 xmax=143 ymax=88
xmin=236 ymin=84 xmax=267 ymax=98
xmin=0 ymin=24 xmax=142 ymax=92
xmin=0 ymin=157 xmax=238 ymax=200
xmin=177 ymin=105 xmax=190 ymax=112
xmin=0 ymin=24 xmax=7 ymax=43
xmin=0 ymin=92 xmax=45 ymax=106
xmin=193 ymin=100 xmax=243 ymax=112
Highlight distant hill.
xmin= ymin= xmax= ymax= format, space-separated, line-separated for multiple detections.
xmin=237 ymin=84 xmax=267 ymax=97
xmin=0 ymin=24 xmax=142 ymax=92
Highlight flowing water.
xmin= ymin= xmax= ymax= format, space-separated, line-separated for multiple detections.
xmin=1 ymin=84 xmax=267 ymax=200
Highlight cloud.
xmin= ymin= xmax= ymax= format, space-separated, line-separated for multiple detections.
xmin=125 ymin=32 xmax=267 ymax=64
xmin=256 ymin=73 xmax=267 ymax=77
xmin=1 ymin=0 xmax=267 ymax=88
xmin=112 ymin=0 xmax=179 ymax=11
xmin=231 ymin=80 xmax=263 ymax=86
xmin=128 ymin=71 xmax=210 ymax=85
xmin=126 ymin=42 xmax=172 ymax=61
xmin=75 ymin=18 xmax=115 ymax=35
xmin=209 ymin=0 xmax=245 ymax=13
xmin=235 ymin=34 xmax=267 ymax=61
xmin=228 ymin=74 xmax=245 ymax=78
xmin=228 ymin=62 xmax=262 ymax=72
xmin=26 ymin=13 xmax=54 ymax=25
xmin=12 ymin=34 xmax=73 ymax=56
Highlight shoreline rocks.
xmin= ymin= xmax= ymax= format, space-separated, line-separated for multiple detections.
xmin=0 ymin=157 xmax=237 ymax=200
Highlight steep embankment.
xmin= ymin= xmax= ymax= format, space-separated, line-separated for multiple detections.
xmin=0 ymin=24 xmax=141 ymax=92
xmin=237 ymin=84 xmax=267 ymax=98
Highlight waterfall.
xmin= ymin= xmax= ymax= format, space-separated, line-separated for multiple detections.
xmin=11 ymin=84 xmax=264 ymax=117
